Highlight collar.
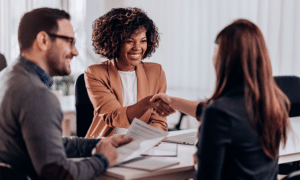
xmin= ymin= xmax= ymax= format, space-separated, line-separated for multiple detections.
xmin=19 ymin=56 xmax=53 ymax=88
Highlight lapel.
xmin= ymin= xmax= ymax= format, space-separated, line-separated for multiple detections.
xmin=108 ymin=60 xmax=123 ymax=106
xmin=136 ymin=62 xmax=150 ymax=101
xmin=136 ymin=62 xmax=152 ymax=121
xmin=108 ymin=60 xmax=151 ymax=122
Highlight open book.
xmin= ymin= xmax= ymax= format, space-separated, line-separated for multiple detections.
xmin=115 ymin=118 xmax=169 ymax=165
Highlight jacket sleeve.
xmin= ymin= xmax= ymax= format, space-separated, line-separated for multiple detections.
xmin=85 ymin=66 xmax=130 ymax=128
xmin=63 ymin=137 xmax=100 ymax=158
xmin=147 ymin=66 xmax=168 ymax=131
xmin=20 ymin=87 xmax=107 ymax=180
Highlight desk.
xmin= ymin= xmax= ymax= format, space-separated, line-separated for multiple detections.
xmin=278 ymin=116 xmax=300 ymax=164
xmin=96 ymin=118 xmax=300 ymax=180
xmin=96 ymin=130 xmax=197 ymax=180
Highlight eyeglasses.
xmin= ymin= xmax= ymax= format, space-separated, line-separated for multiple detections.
xmin=46 ymin=32 xmax=76 ymax=46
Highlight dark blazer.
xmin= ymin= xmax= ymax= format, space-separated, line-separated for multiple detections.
xmin=195 ymin=86 xmax=278 ymax=180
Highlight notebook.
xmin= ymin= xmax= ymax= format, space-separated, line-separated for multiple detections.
xmin=162 ymin=130 xmax=198 ymax=145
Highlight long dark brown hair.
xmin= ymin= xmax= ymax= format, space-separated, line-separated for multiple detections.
xmin=206 ymin=19 xmax=290 ymax=159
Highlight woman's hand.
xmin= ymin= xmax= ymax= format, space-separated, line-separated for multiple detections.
xmin=150 ymin=93 xmax=175 ymax=117
xmin=151 ymin=93 xmax=172 ymax=105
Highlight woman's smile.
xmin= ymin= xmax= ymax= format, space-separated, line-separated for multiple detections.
xmin=117 ymin=28 xmax=148 ymax=71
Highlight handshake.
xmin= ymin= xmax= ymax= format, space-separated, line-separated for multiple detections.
xmin=94 ymin=93 xmax=188 ymax=168
xmin=150 ymin=93 xmax=176 ymax=117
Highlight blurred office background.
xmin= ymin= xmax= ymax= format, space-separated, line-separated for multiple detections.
xmin=1 ymin=0 xmax=299 ymax=130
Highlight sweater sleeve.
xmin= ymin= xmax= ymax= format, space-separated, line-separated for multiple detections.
xmin=63 ymin=137 xmax=100 ymax=158
xmin=20 ymin=87 xmax=106 ymax=180
xmin=194 ymin=107 xmax=232 ymax=180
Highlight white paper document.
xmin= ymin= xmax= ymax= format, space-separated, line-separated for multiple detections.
xmin=141 ymin=143 xmax=178 ymax=157
xmin=115 ymin=118 xmax=168 ymax=165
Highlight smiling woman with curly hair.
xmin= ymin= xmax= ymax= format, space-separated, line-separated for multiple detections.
xmin=92 ymin=8 xmax=159 ymax=60
xmin=85 ymin=7 xmax=174 ymax=138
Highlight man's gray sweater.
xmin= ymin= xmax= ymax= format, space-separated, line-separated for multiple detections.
xmin=0 ymin=58 xmax=107 ymax=180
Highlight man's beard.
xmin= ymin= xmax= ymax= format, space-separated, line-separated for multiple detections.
xmin=46 ymin=47 xmax=71 ymax=76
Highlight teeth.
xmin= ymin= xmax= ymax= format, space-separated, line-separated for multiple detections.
xmin=129 ymin=54 xmax=140 ymax=58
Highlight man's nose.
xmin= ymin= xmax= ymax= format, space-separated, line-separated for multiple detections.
xmin=72 ymin=45 xmax=79 ymax=56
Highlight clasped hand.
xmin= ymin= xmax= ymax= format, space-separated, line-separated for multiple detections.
xmin=150 ymin=93 xmax=176 ymax=117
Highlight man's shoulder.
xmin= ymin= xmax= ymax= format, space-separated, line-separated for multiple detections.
xmin=1 ymin=62 xmax=31 ymax=89
xmin=1 ymin=61 xmax=53 ymax=99
xmin=11 ymin=61 xmax=45 ymax=89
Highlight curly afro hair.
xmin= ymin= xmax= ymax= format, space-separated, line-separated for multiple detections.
xmin=92 ymin=7 xmax=160 ymax=60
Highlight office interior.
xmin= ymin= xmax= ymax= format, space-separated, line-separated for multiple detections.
xmin=0 ymin=0 xmax=299 ymax=135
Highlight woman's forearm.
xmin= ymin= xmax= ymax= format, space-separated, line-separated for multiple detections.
xmin=170 ymin=96 xmax=199 ymax=119
xmin=126 ymin=95 xmax=153 ymax=122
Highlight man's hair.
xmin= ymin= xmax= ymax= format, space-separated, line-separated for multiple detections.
xmin=92 ymin=7 xmax=160 ymax=60
xmin=18 ymin=7 xmax=70 ymax=52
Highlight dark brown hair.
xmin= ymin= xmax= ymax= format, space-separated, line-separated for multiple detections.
xmin=18 ymin=8 xmax=70 ymax=52
xmin=207 ymin=19 xmax=290 ymax=159
xmin=92 ymin=7 xmax=160 ymax=60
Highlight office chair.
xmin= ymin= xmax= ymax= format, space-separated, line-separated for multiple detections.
xmin=75 ymin=73 xmax=94 ymax=137
xmin=168 ymin=112 xmax=187 ymax=131
xmin=0 ymin=162 xmax=31 ymax=180
xmin=274 ymin=76 xmax=300 ymax=117
xmin=274 ymin=76 xmax=300 ymax=175
xmin=0 ymin=53 xmax=7 ymax=72
xmin=282 ymin=170 xmax=300 ymax=180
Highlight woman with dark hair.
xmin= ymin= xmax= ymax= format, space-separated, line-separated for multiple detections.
xmin=85 ymin=7 xmax=174 ymax=138
xmin=151 ymin=19 xmax=290 ymax=179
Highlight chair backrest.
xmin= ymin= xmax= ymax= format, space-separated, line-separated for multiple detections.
xmin=282 ymin=169 xmax=300 ymax=180
xmin=274 ymin=76 xmax=300 ymax=117
xmin=75 ymin=73 xmax=94 ymax=137
xmin=0 ymin=53 xmax=7 ymax=71
xmin=0 ymin=162 xmax=31 ymax=180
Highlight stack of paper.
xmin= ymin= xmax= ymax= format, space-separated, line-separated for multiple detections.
xmin=115 ymin=118 xmax=169 ymax=165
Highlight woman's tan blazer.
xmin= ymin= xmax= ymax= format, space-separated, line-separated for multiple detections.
xmin=84 ymin=59 xmax=168 ymax=138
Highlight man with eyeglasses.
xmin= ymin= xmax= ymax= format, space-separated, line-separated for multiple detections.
xmin=0 ymin=7 xmax=132 ymax=180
